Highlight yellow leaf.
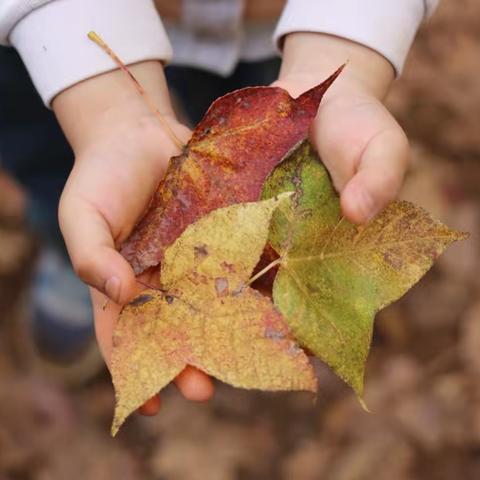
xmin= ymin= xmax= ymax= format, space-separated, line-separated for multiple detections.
xmin=111 ymin=195 xmax=316 ymax=435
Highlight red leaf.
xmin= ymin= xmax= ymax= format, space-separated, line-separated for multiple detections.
xmin=121 ymin=67 xmax=344 ymax=274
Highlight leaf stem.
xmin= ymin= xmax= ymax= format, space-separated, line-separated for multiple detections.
xmin=245 ymin=257 xmax=283 ymax=287
xmin=87 ymin=31 xmax=184 ymax=150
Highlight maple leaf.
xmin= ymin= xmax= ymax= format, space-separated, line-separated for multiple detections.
xmin=111 ymin=195 xmax=317 ymax=435
xmin=262 ymin=141 xmax=468 ymax=398
xmin=121 ymin=67 xmax=344 ymax=274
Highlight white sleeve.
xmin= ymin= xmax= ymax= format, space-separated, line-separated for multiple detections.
xmin=274 ymin=0 xmax=441 ymax=75
xmin=1 ymin=0 xmax=172 ymax=106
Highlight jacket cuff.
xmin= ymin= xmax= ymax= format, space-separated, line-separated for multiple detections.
xmin=274 ymin=0 xmax=428 ymax=75
xmin=10 ymin=0 xmax=172 ymax=106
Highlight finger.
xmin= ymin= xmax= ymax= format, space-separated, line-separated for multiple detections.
xmin=59 ymin=194 xmax=137 ymax=305
xmin=91 ymin=273 xmax=149 ymax=366
xmin=341 ymin=128 xmax=409 ymax=224
xmin=174 ymin=366 xmax=214 ymax=402
xmin=92 ymin=285 xmax=162 ymax=418
xmin=91 ymin=287 xmax=121 ymax=366
xmin=138 ymin=394 xmax=162 ymax=416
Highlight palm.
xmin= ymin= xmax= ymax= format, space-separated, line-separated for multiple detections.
xmin=64 ymin=118 xmax=214 ymax=415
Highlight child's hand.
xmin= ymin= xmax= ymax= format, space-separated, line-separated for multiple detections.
xmin=274 ymin=33 xmax=410 ymax=224
xmin=53 ymin=61 xmax=214 ymax=414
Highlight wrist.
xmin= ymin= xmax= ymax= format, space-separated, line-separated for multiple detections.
xmin=52 ymin=61 xmax=177 ymax=154
xmin=278 ymin=33 xmax=395 ymax=100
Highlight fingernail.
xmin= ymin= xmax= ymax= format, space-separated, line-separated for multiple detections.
xmin=105 ymin=276 xmax=121 ymax=303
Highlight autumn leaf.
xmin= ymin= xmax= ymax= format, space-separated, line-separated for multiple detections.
xmin=111 ymin=195 xmax=317 ymax=435
xmin=121 ymin=67 xmax=344 ymax=274
xmin=262 ymin=141 xmax=468 ymax=398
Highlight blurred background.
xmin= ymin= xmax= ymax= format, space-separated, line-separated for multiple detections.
xmin=1 ymin=1 xmax=480 ymax=479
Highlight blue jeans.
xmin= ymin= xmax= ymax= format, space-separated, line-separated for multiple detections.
xmin=0 ymin=47 xmax=73 ymax=251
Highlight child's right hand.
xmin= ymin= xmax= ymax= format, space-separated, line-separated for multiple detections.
xmin=53 ymin=61 xmax=214 ymax=415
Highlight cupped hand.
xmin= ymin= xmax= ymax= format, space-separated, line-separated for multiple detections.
xmin=275 ymin=33 xmax=410 ymax=225
xmin=53 ymin=62 xmax=214 ymax=415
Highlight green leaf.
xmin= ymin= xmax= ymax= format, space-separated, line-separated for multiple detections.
xmin=263 ymin=141 xmax=468 ymax=397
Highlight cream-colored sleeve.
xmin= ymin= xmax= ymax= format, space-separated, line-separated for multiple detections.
xmin=274 ymin=0 xmax=441 ymax=75
xmin=1 ymin=0 xmax=172 ymax=106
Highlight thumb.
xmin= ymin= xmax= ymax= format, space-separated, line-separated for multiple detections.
xmin=340 ymin=128 xmax=409 ymax=225
xmin=59 ymin=195 xmax=137 ymax=305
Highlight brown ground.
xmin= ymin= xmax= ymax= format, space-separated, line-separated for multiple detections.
xmin=1 ymin=2 xmax=480 ymax=479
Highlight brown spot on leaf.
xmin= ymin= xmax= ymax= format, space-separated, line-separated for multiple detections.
xmin=306 ymin=283 xmax=320 ymax=294
xmin=194 ymin=243 xmax=208 ymax=259
xmin=383 ymin=251 xmax=403 ymax=271
xmin=129 ymin=294 xmax=154 ymax=307
xmin=221 ymin=261 xmax=235 ymax=273
xmin=190 ymin=271 xmax=208 ymax=285
xmin=215 ymin=277 xmax=229 ymax=297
